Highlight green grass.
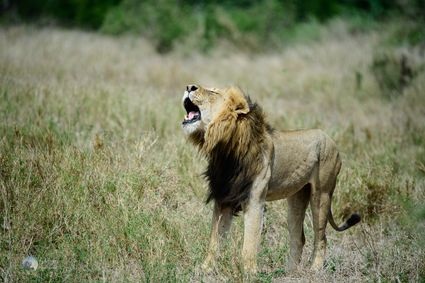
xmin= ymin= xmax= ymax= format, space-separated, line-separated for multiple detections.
xmin=1 ymin=23 xmax=424 ymax=282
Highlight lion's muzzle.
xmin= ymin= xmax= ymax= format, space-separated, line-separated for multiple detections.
xmin=182 ymin=97 xmax=201 ymax=125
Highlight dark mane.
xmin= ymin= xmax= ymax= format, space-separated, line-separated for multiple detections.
xmin=204 ymin=98 xmax=272 ymax=214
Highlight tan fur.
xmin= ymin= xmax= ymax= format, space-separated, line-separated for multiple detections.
xmin=203 ymin=87 xmax=250 ymax=153
xmin=181 ymin=85 xmax=360 ymax=274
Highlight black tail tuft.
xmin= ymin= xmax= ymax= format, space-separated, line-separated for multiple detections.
xmin=329 ymin=210 xmax=361 ymax=232
xmin=346 ymin=213 xmax=361 ymax=227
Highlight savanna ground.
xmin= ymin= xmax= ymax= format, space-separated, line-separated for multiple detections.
xmin=1 ymin=21 xmax=425 ymax=282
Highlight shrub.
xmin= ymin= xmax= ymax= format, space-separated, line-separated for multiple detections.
xmin=101 ymin=0 xmax=190 ymax=53
xmin=13 ymin=0 xmax=121 ymax=28
xmin=370 ymin=52 xmax=416 ymax=99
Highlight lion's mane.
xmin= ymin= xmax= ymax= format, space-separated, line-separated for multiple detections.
xmin=190 ymin=90 xmax=273 ymax=213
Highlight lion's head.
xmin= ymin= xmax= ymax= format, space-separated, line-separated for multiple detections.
xmin=181 ymin=84 xmax=272 ymax=212
xmin=181 ymin=85 xmax=251 ymax=153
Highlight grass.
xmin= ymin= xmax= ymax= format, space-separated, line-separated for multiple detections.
xmin=1 ymin=22 xmax=425 ymax=282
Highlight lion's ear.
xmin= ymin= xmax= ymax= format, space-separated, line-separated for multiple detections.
xmin=226 ymin=87 xmax=249 ymax=115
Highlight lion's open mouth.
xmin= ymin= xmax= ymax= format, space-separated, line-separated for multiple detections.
xmin=183 ymin=97 xmax=201 ymax=124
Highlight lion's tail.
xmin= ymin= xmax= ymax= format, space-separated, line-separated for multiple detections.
xmin=326 ymin=149 xmax=361 ymax=232
xmin=328 ymin=205 xmax=361 ymax=232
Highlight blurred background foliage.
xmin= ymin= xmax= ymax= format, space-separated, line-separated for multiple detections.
xmin=2 ymin=0 xmax=425 ymax=52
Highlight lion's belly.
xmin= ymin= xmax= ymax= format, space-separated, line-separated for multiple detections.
xmin=266 ymin=165 xmax=315 ymax=201
xmin=265 ymin=130 xmax=322 ymax=201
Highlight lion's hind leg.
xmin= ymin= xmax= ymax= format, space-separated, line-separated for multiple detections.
xmin=287 ymin=184 xmax=311 ymax=272
xmin=310 ymin=171 xmax=337 ymax=270
xmin=310 ymin=190 xmax=332 ymax=270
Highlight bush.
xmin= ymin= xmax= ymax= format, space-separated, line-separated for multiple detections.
xmin=101 ymin=0 xmax=320 ymax=52
xmin=13 ymin=0 xmax=121 ymax=28
xmin=370 ymin=51 xmax=417 ymax=99
xmin=101 ymin=0 xmax=190 ymax=53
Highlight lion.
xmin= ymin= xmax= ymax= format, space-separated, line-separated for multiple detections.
xmin=181 ymin=85 xmax=360 ymax=274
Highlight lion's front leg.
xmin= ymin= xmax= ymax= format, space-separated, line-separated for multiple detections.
xmin=202 ymin=201 xmax=233 ymax=271
xmin=241 ymin=199 xmax=265 ymax=274
xmin=241 ymin=164 xmax=271 ymax=274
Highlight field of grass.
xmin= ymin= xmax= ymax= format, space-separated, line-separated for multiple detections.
xmin=1 ymin=22 xmax=425 ymax=282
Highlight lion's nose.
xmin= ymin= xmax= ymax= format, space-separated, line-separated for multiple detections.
xmin=186 ymin=85 xmax=198 ymax=92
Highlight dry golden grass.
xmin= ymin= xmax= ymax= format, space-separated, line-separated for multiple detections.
xmin=1 ymin=23 xmax=424 ymax=282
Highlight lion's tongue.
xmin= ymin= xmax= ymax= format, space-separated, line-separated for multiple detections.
xmin=187 ymin=111 xmax=197 ymax=120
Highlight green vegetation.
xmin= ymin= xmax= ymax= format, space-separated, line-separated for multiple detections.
xmin=1 ymin=19 xmax=424 ymax=281
xmin=3 ymin=0 xmax=425 ymax=52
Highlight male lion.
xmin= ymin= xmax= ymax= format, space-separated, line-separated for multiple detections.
xmin=181 ymin=85 xmax=360 ymax=274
